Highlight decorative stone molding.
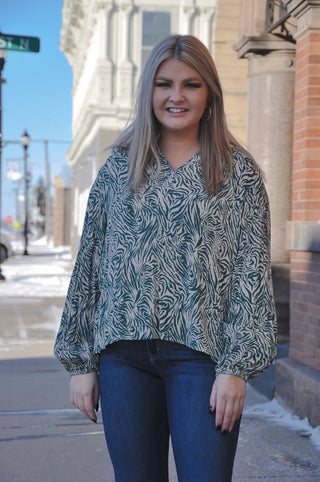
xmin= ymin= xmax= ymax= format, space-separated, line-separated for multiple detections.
xmin=235 ymin=32 xmax=295 ymax=58
xmin=285 ymin=0 xmax=320 ymax=16
xmin=246 ymin=47 xmax=296 ymax=75
xmin=60 ymin=0 xmax=86 ymax=64
xmin=196 ymin=7 xmax=215 ymax=47
xmin=285 ymin=0 xmax=320 ymax=37
xmin=178 ymin=6 xmax=197 ymax=34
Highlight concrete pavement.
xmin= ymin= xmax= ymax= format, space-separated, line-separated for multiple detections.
xmin=0 ymin=251 xmax=319 ymax=481
xmin=1 ymin=344 xmax=320 ymax=482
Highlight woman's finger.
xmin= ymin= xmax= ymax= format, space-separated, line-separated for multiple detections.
xmin=70 ymin=372 xmax=99 ymax=422
xmin=215 ymin=395 xmax=226 ymax=430
xmin=210 ymin=373 xmax=246 ymax=433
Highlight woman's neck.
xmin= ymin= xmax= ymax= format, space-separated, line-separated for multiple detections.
xmin=159 ymin=134 xmax=200 ymax=171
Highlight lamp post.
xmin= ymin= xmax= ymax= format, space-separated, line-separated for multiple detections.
xmin=0 ymin=49 xmax=8 ymax=280
xmin=20 ymin=129 xmax=30 ymax=255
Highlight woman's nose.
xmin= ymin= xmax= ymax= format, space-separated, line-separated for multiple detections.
xmin=169 ymin=85 xmax=184 ymax=102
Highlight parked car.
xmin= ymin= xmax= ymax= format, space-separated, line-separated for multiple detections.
xmin=0 ymin=230 xmax=12 ymax=263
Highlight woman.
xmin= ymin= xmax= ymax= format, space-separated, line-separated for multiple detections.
xmin=55 ymin=34 xmax=277 ymax=481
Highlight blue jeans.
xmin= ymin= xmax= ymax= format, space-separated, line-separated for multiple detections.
xmin=99 ymin=340 xmax=240 ymax=482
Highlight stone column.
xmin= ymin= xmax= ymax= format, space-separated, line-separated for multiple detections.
xmin=235 ymin=2 xmax=296 ymax=338
xmin=178 ymin=6 xmax=197 ymax=35
xmin=116 ymin=3 xmax=135 ymax=109
xmin=197 ymin=7 xmax=216 ymax=48
xmin=246 ymin=48 xmax=295 ymax=265
xmin=96 ymin=2 xmax=114 ymax=60
xmin=96 ymin=4 xmax=115 ymax=107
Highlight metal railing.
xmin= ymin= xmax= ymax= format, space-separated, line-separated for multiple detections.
xmin=266 ymin=0 xmax=295 ymax=42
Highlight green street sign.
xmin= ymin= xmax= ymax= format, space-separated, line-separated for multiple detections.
xmin=0 ymin=33 xmax=40 ymax=53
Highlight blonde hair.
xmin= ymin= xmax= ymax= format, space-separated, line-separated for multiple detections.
xmin=113 ymin=34 xmax=245 ymax=194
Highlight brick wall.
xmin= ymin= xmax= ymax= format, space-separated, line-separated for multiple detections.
xmin=292 ymin=31 xmax=320 ymax=222
xmin=290 ymin=27 xmax=320 ymax=372
xmin=290 ymin=251 xmax=320 ymax=371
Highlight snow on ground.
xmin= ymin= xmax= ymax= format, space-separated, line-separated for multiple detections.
xmin=0 ymin=237 xmax=72 ymax=298
xmin=244 ymin=394 xmax=320 ymax=451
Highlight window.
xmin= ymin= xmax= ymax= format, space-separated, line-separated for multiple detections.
xmin=142 ymin=11 xmax=171 ymax=66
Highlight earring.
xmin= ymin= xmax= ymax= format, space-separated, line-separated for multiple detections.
xmin=203 ymin=106 xmax=212 ymax=121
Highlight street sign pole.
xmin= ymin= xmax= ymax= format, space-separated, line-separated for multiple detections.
xmin=0 ymin=32 xmax=40 ymax=280
xmin=0 ymin=51 xmax=7 ymax=279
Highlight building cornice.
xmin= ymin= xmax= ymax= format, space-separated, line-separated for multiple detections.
xmin=235 ymin=33 xmax=296 ymax=58
xmin=60 ymin=0 xmax=112 ymax=66
xmin=285 ymin=0 xmax=320 ymax=38
xmin=67 ymin=106 xmax=130 ymax=166
xmin=285 ymin=0 xmax=320 ymax=17
xmin=60 ymin=0 xmax=86 ymax=65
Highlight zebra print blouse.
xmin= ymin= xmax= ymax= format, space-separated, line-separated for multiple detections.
xmin=54 ymin=147 xmax=277 ymax=380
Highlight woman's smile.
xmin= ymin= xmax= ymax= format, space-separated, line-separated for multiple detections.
xmin=166 ymin=108 xmax=188 ymax=113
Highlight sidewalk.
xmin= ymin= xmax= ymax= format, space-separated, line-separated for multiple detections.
xmin=0 ymin=245 xmax=319 ymax=481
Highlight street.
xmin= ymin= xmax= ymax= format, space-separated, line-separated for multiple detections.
xmin=0 ymin=245 xmax=319 ymax=481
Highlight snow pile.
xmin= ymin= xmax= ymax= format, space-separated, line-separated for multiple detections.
xmin=0 ymin=237 xmax=72 ymax=298
xmin=245 ymin=397 xmax=320 ymax=451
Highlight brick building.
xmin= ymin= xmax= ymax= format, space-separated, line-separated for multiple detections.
xmin=277 ymin=0 xmax=320 ymax=428
xmin=236 ymin=0 xmax=320 ymax=427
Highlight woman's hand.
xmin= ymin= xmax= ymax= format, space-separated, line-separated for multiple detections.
xmin=70 ymin=372 xmax=100 ymax=422
xmin=209 ymin=373 xmax=246 ymax=433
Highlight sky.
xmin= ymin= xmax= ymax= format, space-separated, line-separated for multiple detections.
xmin=0 ymin=0 xmax=73 ymax=222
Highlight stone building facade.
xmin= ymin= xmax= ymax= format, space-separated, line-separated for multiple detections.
xmin=60 ymin=0 xmax=248 ymax=255
xmin=235 ymin=0 xmax=320 ymax=427
xmin=53 ymin=175 xmax=71 ymax=247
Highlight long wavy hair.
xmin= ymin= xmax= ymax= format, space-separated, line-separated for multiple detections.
xmin=113 ymin=34 xmax=245 ymax=194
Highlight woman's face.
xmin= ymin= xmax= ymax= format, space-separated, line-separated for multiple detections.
xmin=152 ymin=58 xmax=208 ymax=141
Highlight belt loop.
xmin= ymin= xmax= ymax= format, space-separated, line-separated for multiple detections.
xmin=147 ymin=339 xmax=161 ymax=360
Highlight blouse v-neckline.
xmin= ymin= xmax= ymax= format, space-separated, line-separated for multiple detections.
xmin=159 ymin=150 xmax=200 ymax=173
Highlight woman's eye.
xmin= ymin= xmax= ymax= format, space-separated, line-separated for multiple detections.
xmin=185 ymin=83 xmax=201 ymax=88
xmin=155 ymin=82 xmax=171 ymax=88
